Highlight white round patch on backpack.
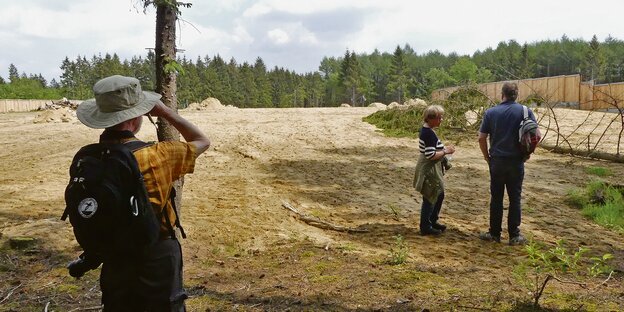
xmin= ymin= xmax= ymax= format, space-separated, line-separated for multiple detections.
xmin=78 ymin=198 xmax=98 ymax=218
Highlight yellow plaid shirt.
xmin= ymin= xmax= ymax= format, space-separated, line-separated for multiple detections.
xmin=133 ymin=141 xmax=196 ymax=237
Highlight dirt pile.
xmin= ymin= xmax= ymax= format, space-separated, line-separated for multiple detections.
xmin=368 ymin=102 xmax=387 ymax=109
xmin=386 ymin=98 xmax=427 ymax=110
xmin=33 ymin=106 xmax=77 ymax=123
xmin=404 ymin=98 xmax=427 ymax=109
xmin=185 ymin=97 xmax=228 ymax=110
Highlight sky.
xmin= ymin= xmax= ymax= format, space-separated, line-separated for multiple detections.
xmin=1 ymin=0 xmax=623 ymax=83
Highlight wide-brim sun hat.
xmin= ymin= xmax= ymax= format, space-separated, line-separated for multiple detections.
xmin=77 ymin=75 xmax=162 ymax=129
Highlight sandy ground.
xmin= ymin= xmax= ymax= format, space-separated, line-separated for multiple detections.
xmin=0 ymin=107 xmax=623 ymax=311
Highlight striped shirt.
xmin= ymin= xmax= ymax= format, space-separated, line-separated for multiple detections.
xmin=134 ymin=141 xmax=196 ymax=237
xmin=419 ymin=127 xmax=444 ymax=159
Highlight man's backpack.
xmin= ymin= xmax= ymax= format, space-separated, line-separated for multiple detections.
xmin=518 ymin=105 xmax=541 ymax=161
xmin=61 ymin=141 xmax=160 ymax=260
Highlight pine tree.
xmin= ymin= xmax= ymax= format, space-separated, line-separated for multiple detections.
xmin=388 ymin=46 xmax=408 ymax=103
xmin=583 ymin=35 xmax=606 ymax=82
xmin=8 ymin=64 xmax=19 ymax=83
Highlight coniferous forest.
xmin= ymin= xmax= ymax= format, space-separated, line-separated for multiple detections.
xmin=1 ymin=35 xmax=623 ymax=107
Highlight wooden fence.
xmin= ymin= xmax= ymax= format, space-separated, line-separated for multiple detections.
xmin=0 ymin=99 xmax=50 ymax=113
xmin=0 ymin=99 xmax=81 ymax=113
xmin=431 ymin=74 xmax=624 ymax=110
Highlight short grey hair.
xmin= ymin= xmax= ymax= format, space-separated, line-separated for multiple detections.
xmin=423 ymin=105 xmax=445 ymax=122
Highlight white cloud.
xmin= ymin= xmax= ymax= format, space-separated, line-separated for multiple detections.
xmin=267 ymin=28 xmax=290 ymax=45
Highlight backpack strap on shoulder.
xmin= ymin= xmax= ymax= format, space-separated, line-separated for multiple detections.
xmin=162 ymin=187 xmax=187 ymax=239
xmin=522 ymin=105 xmax=529 ymax=119
xmin=124 ymin=140 xmax=154 ymax=152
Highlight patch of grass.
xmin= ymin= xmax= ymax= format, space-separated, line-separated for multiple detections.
xmin=301 ymin=250 xmax=315 ymax=258
xmin=310 ymin=274 xmax=340 ymax=284
xmin=54 ymin=283 xmax=81 ymax=294
xmin=566 ymin=180 xmax=624 ymax=233
xmin=565 ymin=188 xmax=587 ymax=209
xmin=585 ymin=166 xmax=611 ymax=177
xmin=337 ymin=243 xmax=357 ymax=252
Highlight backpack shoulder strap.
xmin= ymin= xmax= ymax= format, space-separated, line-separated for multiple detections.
xmin=522 ymin=105 xmax=529 ymax=119
xmin=124 ymin=140 xmax=154 ymax=152
xmin=164 ymin=188 xmax=187 ymax=239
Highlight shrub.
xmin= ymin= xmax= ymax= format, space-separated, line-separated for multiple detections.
xmin=387 ymin=235 xmax=408 ymax=265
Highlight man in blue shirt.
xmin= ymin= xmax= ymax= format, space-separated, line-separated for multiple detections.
xmin=478 ymin=82 xmax=537 ymax=246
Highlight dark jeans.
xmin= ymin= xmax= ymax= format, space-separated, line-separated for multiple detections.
xmin=101 ymin=239 xmax=187 ymax=312
xmin=420 ymin=192 xmax=444 ymax=231
xmin=488 ymin=157 xmax=524 ymax=238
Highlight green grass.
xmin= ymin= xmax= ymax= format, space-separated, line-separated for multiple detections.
xmin=585 ymin=166 xmax=612 ymax=177
xmin=566 ymin=180 xmax=624 ymax=233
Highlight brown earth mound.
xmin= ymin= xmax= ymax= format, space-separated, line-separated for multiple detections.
xmin=185 ymin=97 xmax=224 ymax=110
xmin=33 ymin=107 xmax=77 ymax=123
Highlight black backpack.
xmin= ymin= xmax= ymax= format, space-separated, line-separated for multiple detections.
xmin=61 ymin=141 xmax=160 ymax=260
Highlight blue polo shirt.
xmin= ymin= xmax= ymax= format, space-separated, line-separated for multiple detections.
xmin=479 ymin=101 xmax=536 ymax=158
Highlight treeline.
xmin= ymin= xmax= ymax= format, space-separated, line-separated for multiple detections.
xmin=1 ymin=35 xmax=623 ymax=107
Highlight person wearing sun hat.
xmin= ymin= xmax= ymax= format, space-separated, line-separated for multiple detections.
xmin=70 ymin=75 xmax=210 ymax=311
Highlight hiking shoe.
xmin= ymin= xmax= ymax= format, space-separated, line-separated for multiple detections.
xmin=420 ymin=227 xmax=442 ymax=236
xmin=479 ymin=232 xmax=501 ymax=243
xmin=509 ymin=235 xmax=528 ymax=246
xmin=432 ymin=223 xmax=447 ymax=232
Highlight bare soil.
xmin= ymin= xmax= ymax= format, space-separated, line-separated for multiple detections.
xmin=0 ymin=108 xmax=623 ymax=311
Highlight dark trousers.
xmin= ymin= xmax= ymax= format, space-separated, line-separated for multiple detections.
xmin=101 ymin=239 xmax=187 ymax=312
xmin=488 ymin=157 xmax=524 ymax=238
xmin=420 ymin=192 xmax=444 ymax=231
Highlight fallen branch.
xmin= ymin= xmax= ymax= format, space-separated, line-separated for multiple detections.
xmin=540 ymin=143 xmax=624 ymax=163
xmin=281 ymin=201 xmax=368 ymax=233
xmin=68 ymin=306 xmax=103 ymax=312
xmin=0 ymin=283 xmax=22 ymax=304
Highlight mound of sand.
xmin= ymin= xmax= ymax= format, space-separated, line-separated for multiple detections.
xmin=185 ymin=97 xmax=225 ymax=110
xmin=368 ymin=102 xmax=387 ymax=109
xmin=33 ymin=107 xmax=76 ymax=123
xmin=385 ymin=98 xmax=427 ymax=110
xmin=404 ymin=98 xmax=427 ymax=108
xmin=387 ymin=102 xmax=401 ymax=109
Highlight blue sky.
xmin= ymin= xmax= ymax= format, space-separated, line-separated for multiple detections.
xmin=1 ymin=0 xmax=623 ymax=82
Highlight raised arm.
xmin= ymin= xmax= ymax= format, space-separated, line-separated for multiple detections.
xmin=148 ymin=101 xmax=211 ymax=155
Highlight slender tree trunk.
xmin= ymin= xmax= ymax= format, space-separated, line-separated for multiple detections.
xmin=154 ymin=2 xmax=184 ymax=216
xmin=155 ymin=4 xmax=179 ymax=141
